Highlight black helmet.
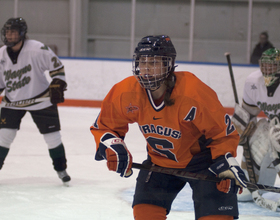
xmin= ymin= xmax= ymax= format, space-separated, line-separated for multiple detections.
xmin=1 ymin=17 xmax=28 ymax=47
xmin=133 ymin=35 xmax=177 ymax=90
xmin=134 ymin=35 xmax=176 ymax=59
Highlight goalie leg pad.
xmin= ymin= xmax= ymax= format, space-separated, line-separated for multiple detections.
xmin=269 ymin=116 xmax=280 ymax=152
xmin=258 ymin=153 xmax=277 ymax=187
xmin=249 ymin=118 xmax=270 ymax=167
xmin=231 ymin=104 xmax=250 ymax=136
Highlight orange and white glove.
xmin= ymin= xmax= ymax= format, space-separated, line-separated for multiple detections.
xmin=99 ymin=136 xmax=133 ymax=177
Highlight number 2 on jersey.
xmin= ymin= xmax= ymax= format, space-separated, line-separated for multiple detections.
xmin=225 ymin=114 xmax=235 ymax=135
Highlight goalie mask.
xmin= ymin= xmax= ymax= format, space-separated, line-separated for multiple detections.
xmin=133 ymin=35 xmax=176 ymax=90
xmin=259 ymin=48 xmax=280 ymax=87
xmin=1 ymin=17 xmax=27 ymax=47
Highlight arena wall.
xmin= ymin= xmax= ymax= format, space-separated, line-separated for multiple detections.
xmin=60 ymin=58 xmax=262 ymax=116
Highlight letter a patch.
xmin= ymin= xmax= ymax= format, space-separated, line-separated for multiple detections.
xmin=184 ymin=107 xmax=196 ymax=121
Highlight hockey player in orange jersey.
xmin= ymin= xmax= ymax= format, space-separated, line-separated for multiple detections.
xmin=90 ymin=35 xmax=247 ymax=220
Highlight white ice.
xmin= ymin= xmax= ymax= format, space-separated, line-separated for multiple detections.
xmin=0 ymin=106 xmax=280 ymax=220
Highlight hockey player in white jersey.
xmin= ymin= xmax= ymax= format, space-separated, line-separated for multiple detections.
xmin=0 ymin=17 xmax=70 ymax=184
xmin=233 ymin=48 xmax=280 ymax=209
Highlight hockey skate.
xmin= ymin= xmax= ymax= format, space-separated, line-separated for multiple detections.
xmin=57 ymin=170 xmax=71 ymax=186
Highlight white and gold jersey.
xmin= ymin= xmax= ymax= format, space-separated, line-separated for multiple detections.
xmin=0 ymin=39 xmax=66 ymax=110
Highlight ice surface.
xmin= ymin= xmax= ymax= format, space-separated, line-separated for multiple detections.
xmin=0 ymin=107 xmax=279 ymax=220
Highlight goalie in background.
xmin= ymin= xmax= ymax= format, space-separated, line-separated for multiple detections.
xmin=0 ymin=17 xmax=70 ymax=184
xmin=233 ymin=48 xmax=280 ymax=204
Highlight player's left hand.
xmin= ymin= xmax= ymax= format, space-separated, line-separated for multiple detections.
xmin=209 ymin=152 xmax=247 ymax=189
xmin=49 ymin=78 xmax=67 ymax=104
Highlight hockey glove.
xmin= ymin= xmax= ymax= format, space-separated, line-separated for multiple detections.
xmin=49 ymin=78 xmax=67 ymax=104
xmin=209 ymin=152 xmax=247 ymax=193
xmin=99 ymin=137 xmax=133 ymax=177
xmin=217 ymin=179 xmax=243 ymax=194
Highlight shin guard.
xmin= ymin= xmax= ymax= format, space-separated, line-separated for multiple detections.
xmin=49 ymin=143 xmax=67 ymax=171
xmin=0 ymin=146 xmax=9 ymax=169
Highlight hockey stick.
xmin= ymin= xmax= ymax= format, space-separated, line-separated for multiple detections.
xmin=225 ymin=52 xmax=257 ymax=184
xmin=0 ymin=97 xmax=50 ymax=107
xmin=241 ymin=123 xmax=258 ymax=184
xmin=225 ymin=52 xmax=239 ymax=104
xmin=225 ymin=53 xmax=280 ymax=211
xmin=132 ymin=162 xmax=280 ymax=193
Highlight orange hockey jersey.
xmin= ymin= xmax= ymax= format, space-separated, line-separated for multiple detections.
xmin=90 ymin=71 xmax=239 ymax=168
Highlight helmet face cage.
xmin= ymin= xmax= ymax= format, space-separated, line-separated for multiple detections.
xmin=132 ymin=35 xmax=176 ymax=90
xmin=133 ymin=55 xmax=173 ymax=90
xmin=1 ymin=17 xmax=27 ymax=47
xmin=259 ymin=48 xmax=280 ymax=87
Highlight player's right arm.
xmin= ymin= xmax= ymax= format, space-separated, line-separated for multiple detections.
xmin=90 ymin=83 xmax=134 ymax=177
